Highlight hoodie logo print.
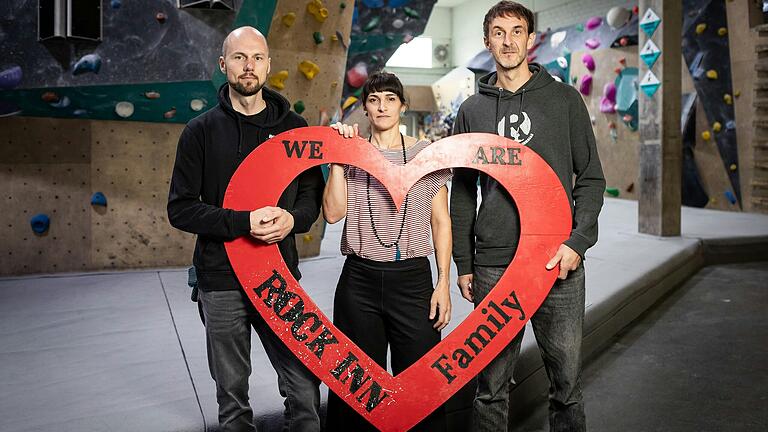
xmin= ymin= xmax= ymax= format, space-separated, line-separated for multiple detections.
xmin=497 ymin=112 xmax=533 ymax=145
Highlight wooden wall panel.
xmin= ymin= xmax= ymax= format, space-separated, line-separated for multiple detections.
xmin=90 ymin=121 xmax=193 ymax=269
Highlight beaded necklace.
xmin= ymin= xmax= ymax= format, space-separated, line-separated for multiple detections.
xmin=366 ymin=133 xmax=408 ymax=261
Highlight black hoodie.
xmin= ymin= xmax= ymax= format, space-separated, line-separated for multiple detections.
xmin=450 ymin=64 xmax=605 ymax=275
xmin=168 ymin=83 xmax=324 ymax=291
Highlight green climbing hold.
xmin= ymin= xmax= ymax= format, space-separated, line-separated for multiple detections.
xmin=605 ymin=187 xmax=620 ymax=197
xmin=293 ymin=100 xmax=306 ymax=114
xmin=313 ymin=32 xmax=324 ymax=44
xmin=575 ymin=23 xmax=584 ymax=32
xmin=404 ymin=6 xmax=420 ymax=19
xmin=364 ymin=16 xmax=381 ymax=32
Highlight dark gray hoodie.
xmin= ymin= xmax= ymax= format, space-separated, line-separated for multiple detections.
xmin=450 ymin=64 xmax=605 ymax=275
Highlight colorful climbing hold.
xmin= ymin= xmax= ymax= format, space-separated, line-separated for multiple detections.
xmin=41 ymin=91 xmax=59 ymax=103
xmin=50 ymin=96 xmax=70 ymax=108
xmin=718 ymin=27 xmax=727 ymax=36
xmin=340 ymin=2 xmax=346 ymax=8
xmin=403 ymin=6 xmax=420 ymax=19
xmin=73 ymin=53 xmax=102 ymax=75
xmin=155 ymin=12 xmax=167 ymax=23
xmin=695 ymin=23 xmax=706 ymax=34
xmin=392 ymin=18 xmax=405 ymax=29
xmin=622 ymin=114 xmax=633 ymax=123
xmin=706 ymin=69 xmax=718 ymax=80
xmin=110 ymin=0 xmax=121 ymax=8
xmin=363 ymin=16 xmax=381 ymax=32
xmin=723 ymin=94 xmax=732 ymax=105
xmin=73 ymin=109 xmax=87 ymax=116
xmin=606 ymin=6 xmax=631 ymax=29
xmin=626 ymin=182 xmax=635 ymax=193
xmin=303 ymin=234 xmax=313 ymax=243
xmin=30 ymin=214 xmax=50 ymax=235
xmin=115 ymin=101 xmax=134 ymax=118
xmin=614 ymin=67 xmax=622 ymax=74
xmin=729 ymin=163 xmax=737 ymax=171
xmin=164 ymin=107 xmax=177 ymax=119
xmin=282 ymin=12 xmax=296 ymax=27
xmin=582 ymin=54 xmax=595 ymax=71
xmin=605 ymin=187 xmax=620 ymax=197
xmin=619 ymin=57 xmax=627 ymax=66
xmin=298 ymin=60 xmax=320 ymax=80
xmin=724 ymin=191 xmax=737 ymax=204
xmin=0 ymin=65 xmax=22 ymax=90
xmin=336 ymin=31 xmax=348 ymax=49
xmin=342 ymin=96 xmax=358 ymax=110
xmin=91 ymin=192 xmax=107 ymax=207
xmin=713 ymin=121 xmax=722 ymax=132
xmin=190 ymin=99 xmax=206 ymax=112
xmin=579 ymin=75 xmax=592 ymax=96
xmin=293 ymin=100 xmax=306 ymax=114
xmin=307 ymin=0 xmax=329 ymax=23
xmin=600 ymin=83 xmax=617 ymax=113
xmin=144 ymin=91 xmax=160 ymax=99
xmin=585 ymin=16 xmax=602 ymax=30
xmin=575 ymin=23 xmax=584 ymax=32
xmin=331 ymin=33 xmax=339 ymax=42
xmin=346 ymin=62 xmax=368 ymax=88
xmin=269 ymin=70 xmax=289 ymax=89
xmin=735 ymin=90 xmax=741 ymax=97
xmin=701 ymin=130 xmax=711 ymax=141
xmin=619 ymin=36 xmax=629 ymax=47
xmin=584 ymin=38 xmax=600 ymax=49
xmin=313 ymin=31 xmax=325 ymax=44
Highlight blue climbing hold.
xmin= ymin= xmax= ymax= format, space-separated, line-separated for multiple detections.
xmin=91 ymin=191 xmax=107 ymax=206
xmin=0 ymin=65 xmax=22 ymax=90
xmin=724 ymin=191 xmax=737 ymax=205
xmin=73 ymin=53 xmax=102 ymax=75
xmin=30 ymin=213 xmax=50 ymax=234
xmin=388 ymin=0 xmax=411 ymax=7
xmin=362 ymin=0 xmax=384 ymax=7
xmin=111 ymin=0 xmax=121 ymax=8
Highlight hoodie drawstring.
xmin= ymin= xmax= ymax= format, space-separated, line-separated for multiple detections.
xmin=236 ymin=115 xmax=243 ymax=160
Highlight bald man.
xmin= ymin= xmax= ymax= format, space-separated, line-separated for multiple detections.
xmin=168 ymin=27 xmax=324 ymax=432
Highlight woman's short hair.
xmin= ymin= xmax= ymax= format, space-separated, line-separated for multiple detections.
xmin=362 ymin=71 xmax=407 ymax=106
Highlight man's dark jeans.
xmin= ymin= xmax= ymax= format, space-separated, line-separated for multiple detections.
xmin=199 ymin=289 xmax=321 ymax=432
xmin=471 ymin=264 xmax=586 ymax=432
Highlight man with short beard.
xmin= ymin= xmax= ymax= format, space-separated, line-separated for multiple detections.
xmin=450 ymin=2 xmax=605 ymax=431
xmin=168 ymin=26 xmax=324 ymax=432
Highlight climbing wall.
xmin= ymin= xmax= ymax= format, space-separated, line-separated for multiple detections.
xmin=569 ymin=46 xmax=640 ymax=200
xmin=0 ymin=117 xmax=92 ymax=275
xmin=264 ymin=0 xmax=355 ymax=257
xmin=89 ymin=121 xmax=192 ymax=269
xmin=0 ymin=116 xmax=195 ymax=276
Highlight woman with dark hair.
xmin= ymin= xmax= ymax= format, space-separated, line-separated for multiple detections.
xmin=323 ymin=71 xmax=451 ymax=431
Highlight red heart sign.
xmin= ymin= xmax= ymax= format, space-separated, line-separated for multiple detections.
xmin=224 ymin=126 xmax=570 ymax=431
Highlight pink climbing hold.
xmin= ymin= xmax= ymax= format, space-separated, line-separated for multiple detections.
xmin=585 ymin=38 xmax=600 ymax=49
xmin=599 ymin=83 xmax=617 ymax=113
xmin=346 ymin=62 xmax=368 ymax=88
xmin=579 ymin=75 xmax=592 ymax=96
xmin=585 ymin=16 xmax=602 ymax=30
xmin=582 ymin=54 xmax=595 ymax=72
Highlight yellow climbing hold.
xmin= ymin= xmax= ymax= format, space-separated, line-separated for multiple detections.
xmin=701 ymin=130 xmax=711 ymax=141
xmin=696 ymin=23 xmax=706 ymax=34
xmin=735 ymin=90 xmax=741 ymax=97
xmin=307 ymin=0 xmax=329 ymax=23
xmin=723 ymin=94 xmax=732 ymax=105
xmin=331 ymin=33 xmax=339 ymax=42
xmin=729 ymin=163 xmax=737 ymax=171
xmin=713 ymin=121 xmax=722 ymax=132
xmin=718 ymin=27 xmax=727 ymax=36
xmin=342 ymin=96 xmax=358 ymax=110
xmin=282 ymin=12 xmax=296 ymax=27
xmin=331 ymin=81 xmax=338 ymax=87
xmin=303 ymin=234 xmax=313 ymax=243
xmin=298 ymin=60 xmax=320 ymax=80
xmin=268 ymin=70 xmax=289 ymax=90
xmin=706 ymin=69 xmax=718 ymax=80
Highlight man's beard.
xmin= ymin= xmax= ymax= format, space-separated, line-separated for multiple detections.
xmin=497 ymin=52 xmax=527 ymax=72
xmin=230 ymin=78 xmax=264 ymax=97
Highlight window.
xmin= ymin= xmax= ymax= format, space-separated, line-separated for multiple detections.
xmin=386 ymin=37 xmax=433 ymax=69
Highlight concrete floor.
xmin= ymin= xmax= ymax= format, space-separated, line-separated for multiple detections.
xmin=513 ymin=261 xmax=768 ymax=432
xmin=1 ymin=198 xmax=767 ymax=432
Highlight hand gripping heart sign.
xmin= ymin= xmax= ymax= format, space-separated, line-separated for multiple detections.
xmin=224 ymin=126 xmax=571 ymax=431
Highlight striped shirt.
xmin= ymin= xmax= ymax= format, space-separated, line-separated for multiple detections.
xmin=341 ymin=139 xmax=451 ymax=262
